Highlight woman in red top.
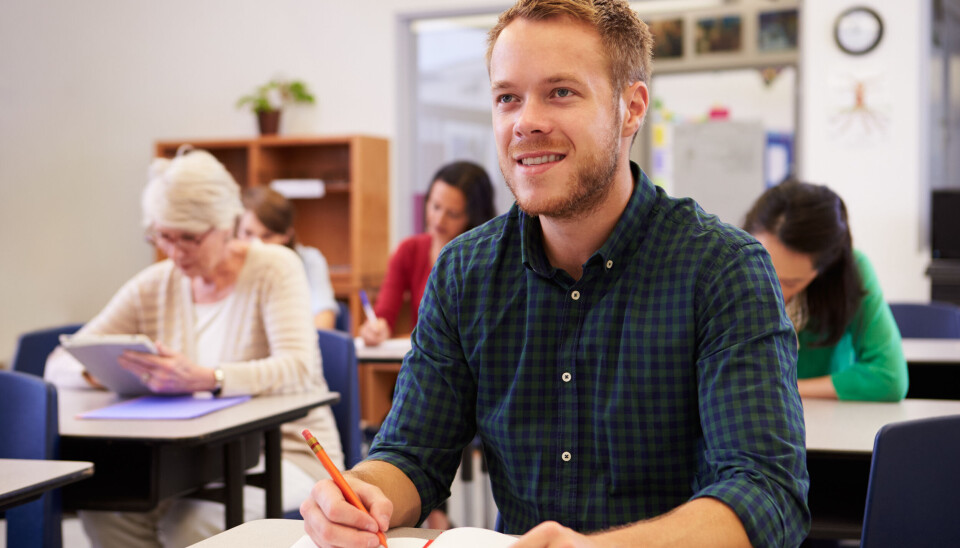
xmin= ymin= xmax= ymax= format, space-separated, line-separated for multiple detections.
xmin=360 ymin=161 xmax=495 ymax=346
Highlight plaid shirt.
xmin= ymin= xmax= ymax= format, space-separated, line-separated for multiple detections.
xmin=369 ymin=163 xmax=810 ymax=547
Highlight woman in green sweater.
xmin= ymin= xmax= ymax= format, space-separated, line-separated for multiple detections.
xmin=744 ymin=181 xmax=908 ymax=401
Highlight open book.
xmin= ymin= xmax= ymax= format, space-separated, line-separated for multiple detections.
xmin=59 ymin=333 xmax=159 ymax=396
xmin=291 ymin=527 xmax=516 ymax=548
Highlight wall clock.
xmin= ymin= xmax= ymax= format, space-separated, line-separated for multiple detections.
xmin=834 ymin=6 xmax=884 ymax=55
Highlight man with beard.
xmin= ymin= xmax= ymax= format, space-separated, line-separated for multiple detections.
xmin=299 ymin=1 xmax=809 ymax=547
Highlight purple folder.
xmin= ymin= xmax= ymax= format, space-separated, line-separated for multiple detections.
xmin=79 ymin=395 xmax=252 ymax=420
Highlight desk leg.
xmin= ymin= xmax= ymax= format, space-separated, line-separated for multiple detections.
xmin=264 ymin=427 xmax=282 ymax=518
xmin=224 ymin=438 xmax=244 ymax=528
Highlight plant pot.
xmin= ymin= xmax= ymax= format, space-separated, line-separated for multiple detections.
xmin=257 ymin=110 xmax=281 ymax=136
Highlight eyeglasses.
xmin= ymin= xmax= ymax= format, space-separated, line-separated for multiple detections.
xmin=145 ymin=227 xmax=216 ymax=251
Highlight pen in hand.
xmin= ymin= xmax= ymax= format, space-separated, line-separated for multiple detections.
xmin=301 ymin=429 xmax=388 ymax=548
xmin=359 ymin=289 xmax=378 ymax=321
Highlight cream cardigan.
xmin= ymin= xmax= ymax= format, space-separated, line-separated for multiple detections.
xmin=46 ymin=240 xmax=343 ymax=479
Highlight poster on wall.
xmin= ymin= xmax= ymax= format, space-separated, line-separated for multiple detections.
xmin=828 ymin=69 xmax=890 ymax=146
xmin=758 ymin=9 xmax=799 ymax=52
xmin=695 ymin=15 xmax=742 ymax=54
xmin=647 ymin=18 xmax=684 ymax=59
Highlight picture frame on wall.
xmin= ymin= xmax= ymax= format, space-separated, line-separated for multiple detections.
xmin=647 ymin=18 xmax=684 ymax=60
xmin=695 ymin=15 xmax=742 ymax=54
xmin=758 ymin=9 xmax=799 ymax=52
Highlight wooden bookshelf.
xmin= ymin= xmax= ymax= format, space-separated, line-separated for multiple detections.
xmin=155 ymin=135 xmax=390 ymax=333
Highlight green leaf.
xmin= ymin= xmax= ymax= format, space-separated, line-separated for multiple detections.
xmin=237 ymin=78 xmax=315 ymax=112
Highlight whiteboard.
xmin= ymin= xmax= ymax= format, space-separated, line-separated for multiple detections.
xmin=672 ymin=120 xmax=765 ymax=227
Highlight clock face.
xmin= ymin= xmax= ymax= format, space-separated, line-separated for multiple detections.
xmin=835 ymin=7 xmax=884 ymax=55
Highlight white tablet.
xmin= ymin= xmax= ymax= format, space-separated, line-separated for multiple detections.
xmin=59 ymin=334 xmax=159 ymax=397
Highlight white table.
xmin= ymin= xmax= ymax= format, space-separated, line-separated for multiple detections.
xmin=901 ymin=338 xmax=960 ymax=363
xmin=58 ymin=388 xmax=338 ymax=529
xmin=900 ymin=338 xmax=960 ymax=399
xmin=803 ymin=397 xmax=960 ymax=539
xmin=189 ymin=520 xmax=437 ymax=547
xmin=804 ymin=397 xmax=960 ymax=452
xmin=0 ymin=458 xmax=93 ymax=511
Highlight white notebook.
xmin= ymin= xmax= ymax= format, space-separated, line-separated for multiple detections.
xmin=291 ymin=527 xmax=516 ymax=548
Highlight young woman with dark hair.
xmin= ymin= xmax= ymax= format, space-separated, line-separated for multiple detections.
xmin=359 ymin=160 xmax=496 ymax=346
xmin=744 ymin=180 xmax=907 ymax=401
xmin=237 ymin=187 xmax=339 ymax=330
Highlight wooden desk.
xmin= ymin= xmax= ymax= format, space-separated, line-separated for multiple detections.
xmin=58 ymin=389 xmax=338 ymax=529
xmin=803 ymin=398 xmax=960 ymax=539
xmin=902 ymin=338 xmax=960 ymax=399
xmin=356 ymin=337 xmax=411 ymax=426
xmin=0 ymin=458 xmax=93 ymax=512
xmin=189 ymin=519 xmax=437 ymax=547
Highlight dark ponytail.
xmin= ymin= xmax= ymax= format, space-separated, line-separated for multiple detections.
xmin=744 ymin=180 xmax=864 ymax=346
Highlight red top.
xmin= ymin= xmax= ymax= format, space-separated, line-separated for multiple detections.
xmin=375 ymin=233 xmax=433 ymax=332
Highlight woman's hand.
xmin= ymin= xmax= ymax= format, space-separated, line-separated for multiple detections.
xmin=118 ymin=341 xmax=217 ymax=393
xmin=359 ymin=318 xmax=391 ymax=347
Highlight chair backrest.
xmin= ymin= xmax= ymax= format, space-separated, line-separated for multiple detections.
xmin=888 ymin=302 xmax=960 ymax=339
xmin=860 ymin=415 xmax=960 ymax=547
xmin=318 ymin=329 xmax=363 ymax=468
xmin=0 ymin=370 xmax=63 ymax=548
xmin=11 ymin=323 xmax=84 ymax=377
xmin=335 ymin=301 xmax=352 ymax=334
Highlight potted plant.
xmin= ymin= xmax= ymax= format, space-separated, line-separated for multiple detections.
xmin=236 ymin=79 xmax=316 ymax=136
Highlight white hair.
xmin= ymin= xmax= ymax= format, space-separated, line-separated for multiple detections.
xmin=142 ymin=146 xmax=243 ymax=234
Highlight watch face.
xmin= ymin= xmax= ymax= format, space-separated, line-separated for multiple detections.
xmin=835 ymin=7 xmax=884 ymax=55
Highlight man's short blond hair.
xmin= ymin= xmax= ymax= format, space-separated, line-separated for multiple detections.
xmin=486 ymin=0 xmax=653 ymax=92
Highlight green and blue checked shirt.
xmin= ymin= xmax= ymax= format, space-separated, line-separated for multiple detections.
xmin=369 ymin=163 xmax=810 ymax=547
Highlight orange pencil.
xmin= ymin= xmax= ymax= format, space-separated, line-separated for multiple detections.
xmin=301 ymin=428 xmax=388 ymax=548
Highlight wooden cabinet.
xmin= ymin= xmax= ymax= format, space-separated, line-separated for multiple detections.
xmin=155 ymin=136 xmax=390 ymax=333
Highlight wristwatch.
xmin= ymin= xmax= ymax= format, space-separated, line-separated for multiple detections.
xmin=212 ymin=368 xmax=225 ymax=396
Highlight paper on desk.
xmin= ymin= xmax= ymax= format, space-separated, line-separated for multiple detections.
xmin=289 ymin=535 xmax=440 ymax=548
xmin=291 ymin=527 xmax=516 ymax=548
xmin=78 ymin=395 xmax=251 ymax=420
xmin=354 ymin=336 xmax=413 ymax=360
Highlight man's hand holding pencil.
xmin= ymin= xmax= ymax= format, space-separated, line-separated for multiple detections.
xmin=301 ymin=429 xmax=391 ymax=548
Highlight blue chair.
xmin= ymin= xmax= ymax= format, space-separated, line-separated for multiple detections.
xmin=888 ymin=302 xmax=960 ymax=339
xmin=284 ymin=330 xmax=362 ymax=520
xmin=11 ymin=323 xmax=84 ymax=377
xmin=0 ymin=370 xmax=63 ymax=548
xmin=860 ymin=415 xmax=960 ymax=547
xmin=334 ymin=301 xmax=352 ymax=334
xmin=318 ymin=329 xmax=362 ymax=468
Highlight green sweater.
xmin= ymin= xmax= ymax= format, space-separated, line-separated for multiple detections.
xmin=796 ymin=250 xmax=909 ymax=401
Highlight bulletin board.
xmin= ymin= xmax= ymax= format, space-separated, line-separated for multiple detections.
xmin=672 ymin=120 xmax=765 ymax=227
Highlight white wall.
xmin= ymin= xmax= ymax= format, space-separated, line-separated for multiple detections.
xmin=0 ymin=0 xmax=504 ymax=363
xmin=800 ymin=0 xmax=931 ymax=302
xmin=0 ymin=0 xmax=935 ymax=363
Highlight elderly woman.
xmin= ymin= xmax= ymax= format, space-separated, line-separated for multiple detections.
xmin=45 ymin=147 xmax=343 ymax=547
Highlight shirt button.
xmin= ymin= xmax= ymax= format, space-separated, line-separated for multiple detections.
xmin=561 ymin=372 xmax=572 ymax=382
xmin=571 ymin=290 xmax=580 ymax=301
xmin=561 ymin=451 xmax=572 ymax=462
xmin=606 ymin=260 xmax=613 ymax=269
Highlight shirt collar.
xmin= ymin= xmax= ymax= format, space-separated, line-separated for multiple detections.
xmin=520 ymin=161 xmax=657 ymax=277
